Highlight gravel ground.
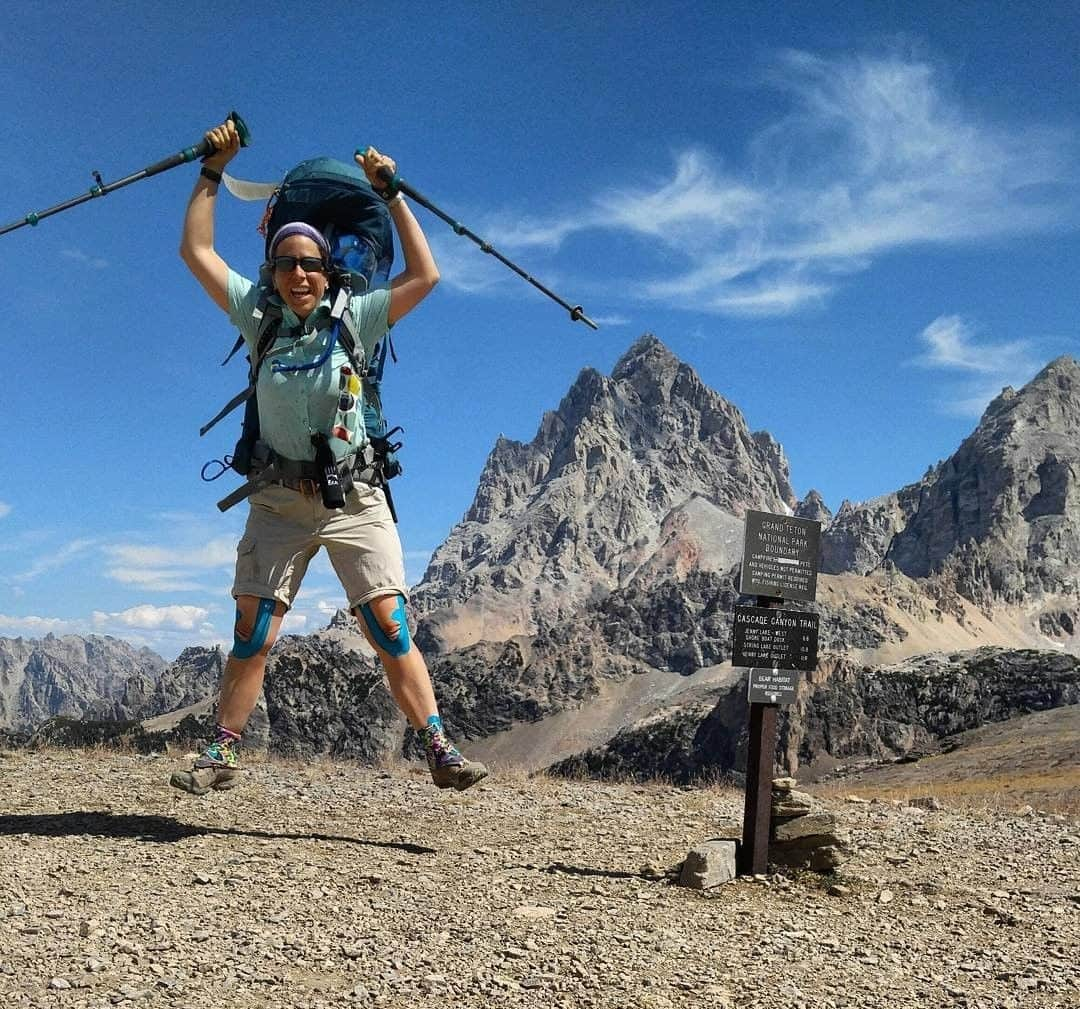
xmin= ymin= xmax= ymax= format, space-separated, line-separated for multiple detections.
xmin=0 ymin=748 xmax=1077 ymax=1009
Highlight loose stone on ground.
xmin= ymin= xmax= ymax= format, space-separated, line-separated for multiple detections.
xmin=0 ymin=749 xmax=1076 ymax=1009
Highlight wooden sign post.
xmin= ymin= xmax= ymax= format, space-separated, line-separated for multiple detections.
xmin=736 ymin=510 xmax=821 ymax=876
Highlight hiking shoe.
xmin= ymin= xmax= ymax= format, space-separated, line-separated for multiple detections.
xmin=169 ymin=764 xmax=240 ymax=796
xmin=428 ymin=755 xmax=489 ymax=791
xmin=169 ymin=737 xmax=240 ymax=797
xmin=421 ymin=718 xmax=488 ymax=791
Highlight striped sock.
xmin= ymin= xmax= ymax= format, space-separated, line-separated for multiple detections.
xmin=195 ymin=724 xmax=242 ymax=769
xmin=418 ymin=715 xmax=464 ymax=768
xmin=215 ymin=724 xmax=242 ymax=745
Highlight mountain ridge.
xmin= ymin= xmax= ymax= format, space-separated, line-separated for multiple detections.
xmin=3 ymin=337 xmax=1078 ymax=785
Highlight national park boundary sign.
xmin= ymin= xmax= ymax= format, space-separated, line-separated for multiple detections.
xmin=734 ymin=509 xmax=822 ymax=876
xmin=739 ymin=510 xmax=821 ymax=603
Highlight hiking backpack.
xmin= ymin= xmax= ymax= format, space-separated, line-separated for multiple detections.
xmin=201 ymin=157 xmax=403 ymax=506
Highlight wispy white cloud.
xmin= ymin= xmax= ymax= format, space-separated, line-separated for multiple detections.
xmin=428 ymin=234 xmax=507 ymax=294
xmin=0 ymin=501 xmax=10 ymax=519
xmin=61 ymin=248 xmax=109 ymax=270
xmin=0 ymin=613 xmax=78 ymax=635
xmin=913 ymin=314 xmax=1042 ymax=416
xmin=11 ymin=538 xmax=98 ymax=583
xmin=917 ymin=315 xmax=1034 ymax=375
xmin=446 ymin=50 xmax=1075 ymax=316
xmin=102 ymin=537 xmax=235 ymax=591
xmin=105 ymin=569 xmax=206 ymax=592
xmin=92 ymin=604 xmax=210 ymax=631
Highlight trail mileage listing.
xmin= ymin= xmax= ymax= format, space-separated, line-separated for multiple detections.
xmin=731 ymin=605 xmax=819 ymax=671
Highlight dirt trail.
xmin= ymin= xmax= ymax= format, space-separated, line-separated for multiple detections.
xmin=0 ymin=749 xmax=1077 ymax=1008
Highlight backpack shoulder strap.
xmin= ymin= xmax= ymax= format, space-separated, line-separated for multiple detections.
xmin=335 ymin=287 xmax=365 ymax=374
xmin=200 ymin=289 xmax=283 ymax=438
xmin=250 ymin=289 xmax=284 ymax=380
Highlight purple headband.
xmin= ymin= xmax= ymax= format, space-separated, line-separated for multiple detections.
xmin=269 ymin=221 xmax=331 ymax=259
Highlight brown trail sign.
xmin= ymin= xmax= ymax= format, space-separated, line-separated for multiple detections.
xmin=735 ymin=510 xmax=822 ymax=876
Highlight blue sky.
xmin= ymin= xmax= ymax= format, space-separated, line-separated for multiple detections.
xmin=1 ymin=2 xmax=1078 ymax=657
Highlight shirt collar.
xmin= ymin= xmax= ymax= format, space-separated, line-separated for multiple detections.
xmin=271 ymin=291 xmax=333 ymax=332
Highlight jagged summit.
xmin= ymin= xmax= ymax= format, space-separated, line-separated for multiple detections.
xmin=1034 ymin=353 xmax=1079 ymax=379
xmin=795 ymin=489 xmax=832 ymax=525
xmin=611 ymin=332 xmax=679 ymax=378
xmin=823 ymin=353 xmax=1080 ymax=606
xmin=411 ymin=334 xmax=797 ymax=647
xmin=979 ymin=354 xmax=1079 ymax=426
xmin=0 ymin=634 xmax=165 ymax=733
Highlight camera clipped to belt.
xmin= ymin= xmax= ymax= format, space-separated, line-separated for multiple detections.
xmin=311 ymin=433 xmax=347 ymax=510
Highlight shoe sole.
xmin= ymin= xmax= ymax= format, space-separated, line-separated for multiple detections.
xmin=169 ymin=767 xmax=239 ymax=797
xmin=432 ymin=762 xmax=489 ymax=792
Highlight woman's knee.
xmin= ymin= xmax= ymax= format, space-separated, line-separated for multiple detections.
xmin=354 ymin=593 xmax=411 ymax=657
xmin=232 ymin=596 xmax=283 ymax=660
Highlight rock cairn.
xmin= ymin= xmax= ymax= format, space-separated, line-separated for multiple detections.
xmin=770 ymin=777 xmax=852 ymax=873
xmin=678 ymin=778 xmax=853 ymax=888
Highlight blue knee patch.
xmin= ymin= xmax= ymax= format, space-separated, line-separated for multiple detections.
xmin=358 ymin=595 xmax=411 ymax=657
xmin=232 ymin=597 xmax=276 ymax=659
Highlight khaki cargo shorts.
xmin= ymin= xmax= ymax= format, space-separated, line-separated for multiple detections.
xmin=232 ymin=482 xmax=408 ymax=610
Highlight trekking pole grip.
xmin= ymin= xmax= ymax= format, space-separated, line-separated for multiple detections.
xmin=355 ymin=146 xmax=401 ymax=196
xmin=192 ymin=110 xmax=252 ymax=160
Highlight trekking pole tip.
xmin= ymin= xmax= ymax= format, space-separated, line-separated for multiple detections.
xmin=570 ymin=306 xmax=599 ymax=330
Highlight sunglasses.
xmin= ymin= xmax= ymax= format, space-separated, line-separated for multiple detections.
xmin=271 ymin=255 xmax=327 ymax=274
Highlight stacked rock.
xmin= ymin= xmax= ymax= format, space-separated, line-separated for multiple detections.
xmin=770 ymin=777 xmax=852 ymax=873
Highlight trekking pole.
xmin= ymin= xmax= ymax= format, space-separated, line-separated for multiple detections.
xmin=0 ymin=112 xmax=252 ymax=238
xmin=358 ymin=147 xmax=598 ymax=331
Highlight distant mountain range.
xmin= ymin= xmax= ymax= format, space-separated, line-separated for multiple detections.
xmin=3 ymin=336 xmax=1078 ymax=782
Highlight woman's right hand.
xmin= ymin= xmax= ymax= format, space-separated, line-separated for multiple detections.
xmin=202 ymin=119 xmax=241 ymax=171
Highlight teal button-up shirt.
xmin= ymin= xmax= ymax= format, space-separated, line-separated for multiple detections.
xmin=227 ymin=270 xmax=391 ymax=463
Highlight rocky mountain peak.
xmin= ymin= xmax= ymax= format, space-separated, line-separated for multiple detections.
xmin=412 ymin=334 xmax=798 ymax=646
xmin=979 ymin=354 xmax=1080 ymax=428
xmin=795 ymin=489 xmax=832 ymax=525
xmin=0 ymin=634 xmax=166 ymax=732
xmin=823 ymin=354 xmax=1080 ymax=605
xmin=611 ymin=332 xmax=681 ymax=382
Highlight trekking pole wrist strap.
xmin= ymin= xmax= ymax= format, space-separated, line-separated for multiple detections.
xmin=200 ymin=166 xmax=223 ymax=184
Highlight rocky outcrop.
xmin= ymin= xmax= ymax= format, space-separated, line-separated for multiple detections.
xmin=821 ymin=357 xmax=1080 ymax=609
xmin=886 ymin=358 xmax=1080 ymax=602
xmin=820 ymin=481 xmax=927 ymax=575
xmin=131 ymin=647 xmax=225 ymax=720
xmin=548 ymin=684 xmax=747 ymax=783
xmin=412 ymin=335 xmax=798 ymax=646
xmin=548 ymin=648 xmax=1080 ymax=783
xmin=262 ymin=633 xmax=402 ymax=761
xmin=780 ymin=647 xmax=1080 ymax=773
xmin=0 ymin=635 xmax=165 ymax=733
xmin=794 ymin=489 xmax=832 ymax=526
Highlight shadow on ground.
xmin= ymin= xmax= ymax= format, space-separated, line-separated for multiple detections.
xmin=0 ymin=812 xmax=436 ymax=854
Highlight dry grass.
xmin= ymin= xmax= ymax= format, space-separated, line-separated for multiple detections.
xmin=815 ymin=766 xmax=1080 ymax=818
xmin=811 ymin=705 xmax=1080 ymax=819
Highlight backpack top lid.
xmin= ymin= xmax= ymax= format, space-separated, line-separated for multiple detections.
xmin=264 ymin=157 xmax=394 ymax=287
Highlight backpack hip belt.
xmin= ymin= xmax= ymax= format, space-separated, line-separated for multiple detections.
xmin=214 ymin=444 xmax=381 ymax=513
